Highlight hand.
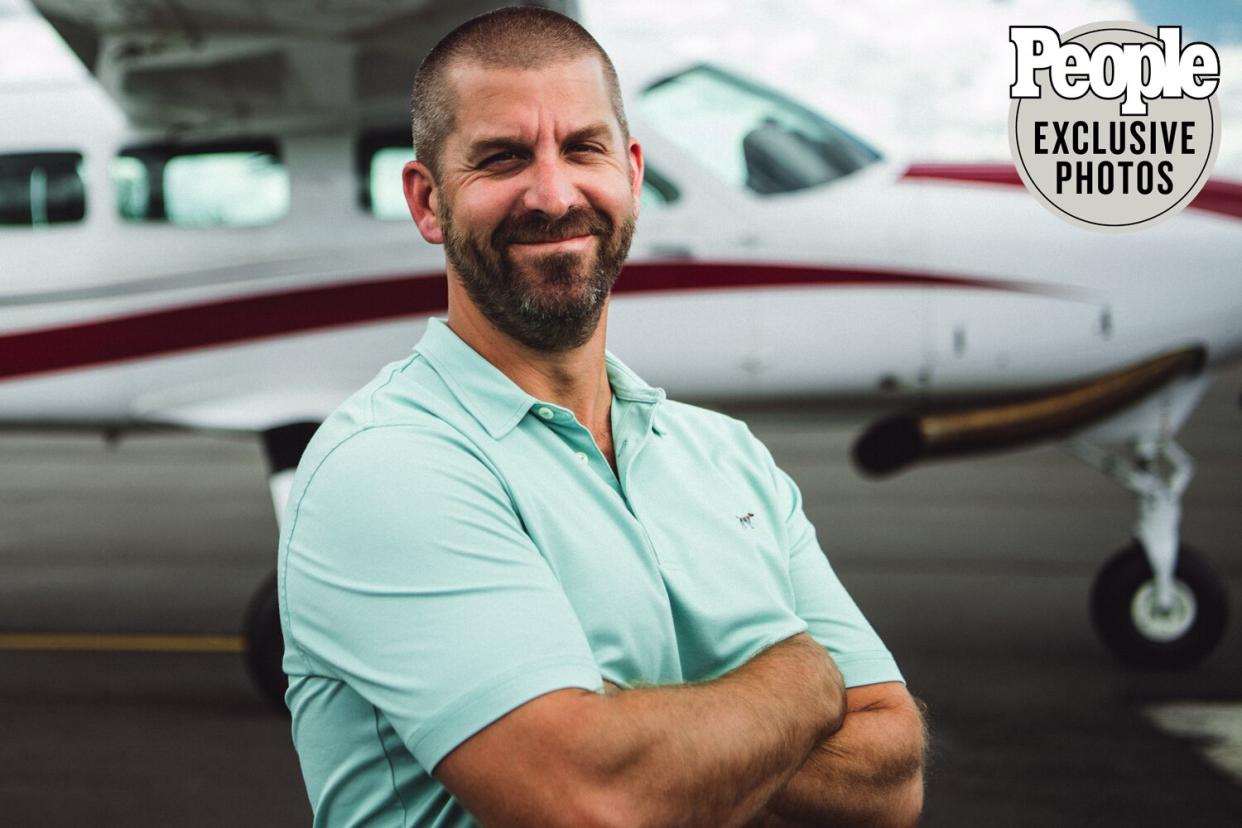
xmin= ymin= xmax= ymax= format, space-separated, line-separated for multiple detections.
xmin=779 ymin=633 xmax=847 ymax=739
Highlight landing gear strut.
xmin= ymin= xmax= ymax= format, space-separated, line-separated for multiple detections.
xmin=1071 ymin=436 xmax=1229 ymax=668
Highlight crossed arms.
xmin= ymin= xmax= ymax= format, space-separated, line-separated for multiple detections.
xmin=435 ymin=632 xmax=926 ymax=828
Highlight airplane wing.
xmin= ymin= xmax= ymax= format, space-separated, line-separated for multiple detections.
xmin=31 ymin=0 xmax=580 ymax=131
xmin=129 ymin=387 xmax=356 ymax=433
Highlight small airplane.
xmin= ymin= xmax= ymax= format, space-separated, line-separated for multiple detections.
xmin=2 ymin=0 xmax=1238 ymax=710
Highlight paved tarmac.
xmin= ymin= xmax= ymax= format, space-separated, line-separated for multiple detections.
xmin=1 ymin=366 xmax=1240 ymax=827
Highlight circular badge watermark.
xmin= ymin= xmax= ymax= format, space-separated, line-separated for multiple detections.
xmin=1008 ymin=21 xmax=1221 ymax=232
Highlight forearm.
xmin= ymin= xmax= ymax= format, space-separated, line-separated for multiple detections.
xmin=752 ymin=691 xmax=927 ymax=827
xmin=585 ymin=633 xmax=846 ymax=828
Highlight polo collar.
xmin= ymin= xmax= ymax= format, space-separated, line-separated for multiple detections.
xmin=415 ymin=317 xmax=665 ymax=440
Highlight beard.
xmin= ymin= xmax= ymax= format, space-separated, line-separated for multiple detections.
xmin=441 ymin=201 xmax=636 ymax=353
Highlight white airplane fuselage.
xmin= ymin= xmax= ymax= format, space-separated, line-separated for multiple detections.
xmin=3 ymin=84 xmax=1240 ymax=434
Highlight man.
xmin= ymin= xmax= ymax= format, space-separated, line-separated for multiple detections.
xmin=279 ymin=6 xmax=925 ymax=827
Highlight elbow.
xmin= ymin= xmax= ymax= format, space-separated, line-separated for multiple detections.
xmin=887 ymin=768 xmax=924 ymax=828
xmin=568 ymin=770 xmax=713 ymax=828
xmin=886 ymin=700 xmax=927 ymax=827
xmin=473 ymin=775 xmax=650 ymax=828
xmin=543 ymin=705 xmax=659 ymax=828
xmin=560 ymin=784 xmax=662 ymax=828
xmin=869 ymin=698 xmax=927 ymax=827
xmin=858 ymin=759 xmax=923 ymax=828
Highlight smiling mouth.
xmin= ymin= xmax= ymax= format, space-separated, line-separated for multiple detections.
xmin=509 ymin=234 xmax=595 ymax=250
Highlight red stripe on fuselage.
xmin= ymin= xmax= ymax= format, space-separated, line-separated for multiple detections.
xmin=0 ymin=277 xmax=447 ymax=383
xmin=0 ymin=262 xmax=1032 ymax=383
xmin=901 ymin=162 xmax=1242 ymax=220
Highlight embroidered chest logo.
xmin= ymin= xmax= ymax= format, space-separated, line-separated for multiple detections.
xmin=737 ymin=512 xmax=756 ymax=529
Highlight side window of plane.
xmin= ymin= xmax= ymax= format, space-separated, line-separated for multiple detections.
xmin=0 ymin=152 xmax=86 ymax=226
xmin=356 ymin=129 xmax=413 ymax=221
xmin=112 ymin=140 xmax=289 ymax=227
xmin=640 ymin=164 xmax=680 ymax=210
xmin=636 ymin=63 xmax=881 ymax=195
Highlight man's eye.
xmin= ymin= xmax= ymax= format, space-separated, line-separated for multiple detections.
xmin=568 ymin=143 xmax=602 ymax=155
xmin=481 ymin=152 xmax=519 ymax=167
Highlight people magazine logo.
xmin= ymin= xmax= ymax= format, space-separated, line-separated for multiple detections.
xmin=1008 ymin=22 xmax=1222 ymax=231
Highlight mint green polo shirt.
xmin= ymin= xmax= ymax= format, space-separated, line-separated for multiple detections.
xmin=279 ymin=316 xmax=901 ymax=827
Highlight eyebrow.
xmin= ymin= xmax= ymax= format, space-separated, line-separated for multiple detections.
xmin=465 ymin=122 xmax=616 ymax=163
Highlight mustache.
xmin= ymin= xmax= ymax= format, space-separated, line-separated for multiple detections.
xmin=493 ymin=207 xmax=613 ymax=246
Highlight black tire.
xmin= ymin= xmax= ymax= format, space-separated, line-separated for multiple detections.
xmin=1090 ymin=542 xmax=1229 ymax=669
xmin=243 ymin=570 xmax=289 ymax=714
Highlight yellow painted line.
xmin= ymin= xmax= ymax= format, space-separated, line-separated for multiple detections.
xmin=0 ymin=633 xmax=244 ymax=653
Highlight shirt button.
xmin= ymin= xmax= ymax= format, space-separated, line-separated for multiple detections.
xmin=537 ymin=406 xmax=555 ymax=420
xmin=575 ymin=451 xmax=588 ymax=463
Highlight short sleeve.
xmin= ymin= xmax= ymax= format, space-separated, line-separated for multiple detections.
xmin=751 ymin=428 xmax=904 ymax=688
xmin=282 ymin=424 xmax=603 ymax=772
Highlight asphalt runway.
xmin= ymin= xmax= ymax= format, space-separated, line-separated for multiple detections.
xmin=1 ymin=366 xmax=1240 ymax=826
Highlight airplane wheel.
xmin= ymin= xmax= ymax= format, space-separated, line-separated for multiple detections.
xmin=243 ymin=570 xmax=288 ymax=714
xmin=1090 ymin=542 xmax=1229 ymax=669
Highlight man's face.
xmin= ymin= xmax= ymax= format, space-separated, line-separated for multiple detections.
xmin=432 ymin=55 xmax=641 ymax=352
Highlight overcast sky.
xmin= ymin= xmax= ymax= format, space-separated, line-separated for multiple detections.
xmin=2 ymin=0 xmax=1240 ymax=175
xmin=583 ymin=0 xmax=1242 ymax=175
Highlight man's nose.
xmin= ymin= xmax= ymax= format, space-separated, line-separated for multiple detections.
xmin=521 ymin=154 xmax=579 ymax=217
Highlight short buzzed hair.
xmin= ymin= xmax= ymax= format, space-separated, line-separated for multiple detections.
xmin=410 ymin=5 xmax=629 ymax=182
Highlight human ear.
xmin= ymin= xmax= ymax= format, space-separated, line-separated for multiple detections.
xmin=403 ymin=159 xmax=444 ymax=244
xmin=627 ymin=138 xmax=644 ymax=214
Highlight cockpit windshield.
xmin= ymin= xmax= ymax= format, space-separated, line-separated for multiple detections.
xmin=636 ymin=63 xmax=881 ymax=195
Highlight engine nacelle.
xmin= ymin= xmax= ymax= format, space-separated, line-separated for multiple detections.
xmin=852 ymin=347 xmax=1205 ymax=476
